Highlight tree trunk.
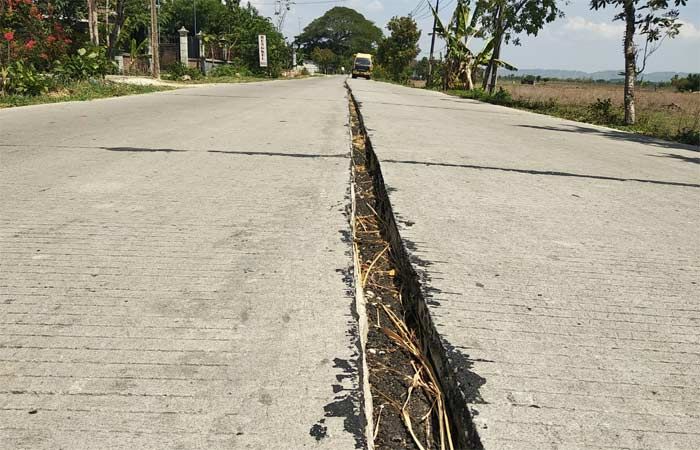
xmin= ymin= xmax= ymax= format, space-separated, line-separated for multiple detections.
xmin=623 ymin=0 xmax=636 ymax=125
xmin=487 ymin=35 xmax=502 ymax=94
xmin=107 ymin=0 xmax=126 ymax=58
xmin=465 ymin=62 xmax=474 ymax=90
xmin=482 ymin=3 xmax=503 ymax=91
xmin=486 ymin=5 xmax=504 ymax=94
xmin=87 ymin=0 xmax=99 ymax=45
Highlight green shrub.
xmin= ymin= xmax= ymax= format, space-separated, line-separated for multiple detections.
xmin=1 ymin=61 xmax=51 ymax=96
xmin=53 ymin=48 xmax=115 ymax=82
xmin=163 ymin=62 xmax=202 ymax=80
xmin=676 ymin=127 xmax=700 ymax=146
xmin=301 ymin=67 xmax=310 ymax=76
xmin=371 ymin=64 xmax=390 ymax=80
xmin=209 ymin=62 xmax=252 ymax=78
xmin=671 ymin=74 xmax=700 ymax=93
xmin=492 ymin=87 xmax=513 ymax=105
xmin=588 ymin=97 xmax=623 ymax=124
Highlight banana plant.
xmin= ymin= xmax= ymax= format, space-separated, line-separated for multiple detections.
xmin=429 ymin=0 xmax=516 ymax=89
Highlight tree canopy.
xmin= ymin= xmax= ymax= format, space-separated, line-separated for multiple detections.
xmin=376 ymin=16 xmax=421 ymax=82
xmin=295 ymin=7 xmax=382 ymax=62
xmin=590 ymin=0 xmax=687 ymax=123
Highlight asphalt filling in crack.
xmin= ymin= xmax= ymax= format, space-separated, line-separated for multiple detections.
xmin=349 ymin=90 xmax=455 ymax=450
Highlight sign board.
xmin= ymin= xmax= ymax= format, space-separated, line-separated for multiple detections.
xmin=258 ymin=34 xmax=268 ymax=68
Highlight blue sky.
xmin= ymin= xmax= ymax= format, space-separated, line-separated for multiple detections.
xmin=249 ymin=0 xmax=700 ymax=73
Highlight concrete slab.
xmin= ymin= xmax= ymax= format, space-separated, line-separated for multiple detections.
xmin=0 ymin=77 xmax=365 ymax=449
xmin=348 ymin=79 xmax=700 ymax=450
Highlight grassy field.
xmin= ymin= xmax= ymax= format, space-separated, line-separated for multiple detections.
xmin=0 ymin=80 xmax=174 ymax=108
xmin=449 ymin=80 xmax=700 ymax=146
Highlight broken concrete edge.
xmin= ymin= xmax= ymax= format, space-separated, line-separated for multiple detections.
xmin=347 ymin=92 xmax=376 ymax=450
xmin=345 ymin=80 xmax=485 ymax=450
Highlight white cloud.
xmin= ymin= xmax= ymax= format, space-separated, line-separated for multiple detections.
xmin=677 ymin=20 xmax=700 ymax=40
xmin=563 ymin=16 xmax=624 ymax=40
xmin=366 ymin=0 xmax=384 ymax=13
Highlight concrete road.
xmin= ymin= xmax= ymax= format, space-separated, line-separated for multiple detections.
xmin=0 ymin=77 xmax=365 ymax=449
xmin=348 ymin=79 xmax=700 ymax=450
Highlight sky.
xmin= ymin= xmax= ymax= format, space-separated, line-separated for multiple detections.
xmin=247 ymin=0 xmax=700 ymax=73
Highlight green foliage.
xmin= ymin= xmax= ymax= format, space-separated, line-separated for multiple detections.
xmin=588 ymin=97 xmax=623 ymax=123
xmin=0 ymin=0 xmax=74 ymax=70
xmin=491 ymin=86 xmax=512 ymax=103
xmin=296 ymin=7 xmax=383 ymax=62
xmin=1 ymin=61 xmax=51 ymax=96
xmin=429 ymin=0 xmax=516 ymax=89
xmin=671 ymin=73 xmax=700 ymax=92
xmin=453 ymin=87 xmax=513 ymax=105
xmin=371 ymin=64 xmax=390 ymax=80
xmin=480 ymin=0 xmax=563 ymax=46
xmin=209 ymin=62 xmax=252 ymax=78
xmin=376 ymin=16 xmax=421 ymax=83
xmin=0 ymin=80 xmax=173 ymax=108
xmin=412 ymin=57 xmax=429 ymax=80
xmin=590 ymin=0 xmax=686 ymax=75
xmin=449 ymin=86 xmax=697 ymax=145
xmin=163 ymin=62 xmax=203 ymax=80
xmin=53 ymin=47 xmax=115 ymax=82
xmin=675 ymin=127 xmax=699 ymax=146
xmin=311 ymin=47 xmax=337 ymax=73
xmin=160 ymin=1 xmax=289 ymax=77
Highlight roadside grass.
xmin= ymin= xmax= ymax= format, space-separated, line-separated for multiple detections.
xmin=173 ymin=75 xmax=269 ymax=84
xmin=0 ymin=80 xmax=174 ymax=108
xmin=446 ymin=82 xmax=700 ymax=147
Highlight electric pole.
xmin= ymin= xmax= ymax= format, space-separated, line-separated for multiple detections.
xmin=150 ymin=0 xmax=160 ymax=78
xmin=427 ymin=0 xmax=440 ymax=86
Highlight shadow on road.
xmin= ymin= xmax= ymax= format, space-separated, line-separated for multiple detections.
xmin=516 ymin=124 xmax=699 ymax=153
xmin=652 ymin=153 xmax=700 ymax=165
xmin=382 ymin=158 xmax=700 ymax=189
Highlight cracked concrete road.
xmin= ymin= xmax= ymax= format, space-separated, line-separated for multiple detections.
xmin=348 ymin=79 xmax=700 ymax=450
xmin=0 ymin=77 xmax=365 ymax=449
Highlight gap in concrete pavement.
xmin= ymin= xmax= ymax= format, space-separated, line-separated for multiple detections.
xmin=347 ymin=84 xmax=480 ymax=450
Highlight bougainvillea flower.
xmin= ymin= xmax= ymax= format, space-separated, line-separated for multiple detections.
xmin=25 ymin=39 xmax=37 ymax=49
xmin=47 ymin=35 xmax=56 ymax=43
xmin=4 ymin=31 xmax=14 ymax=41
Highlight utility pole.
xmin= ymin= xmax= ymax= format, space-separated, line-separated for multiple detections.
xmin=150 ymin=0 xmax=160 ymax=78
xmin=427 ymin=0 xmax=440 ymax=86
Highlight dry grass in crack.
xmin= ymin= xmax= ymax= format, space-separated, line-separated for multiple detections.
xmin=381 ymin=305 xmax=454 ymax=450
xmin=349 ymin=91 xmax=454 ymax=450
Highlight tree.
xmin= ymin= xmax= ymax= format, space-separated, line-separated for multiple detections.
xmin=413 ymin=56 xmax=429 ymax=80
xmin=429 ymin=0 xmax=515 ymax=90
xmin=671 ymin=73 xmax=700 ymax=92
xmin=311 ymin=47 xmax=336 ymax=73
xmin=159 ymin=1 xmax=289 ymax=75
xmin=295 ymin=7 xmax=382 ymax=65
xmin=481 ymin=0 xmax=563 ymax=93
xmin=376 ymin=16 xmax=421 ymax=82
xmin=590 ymin=0 xmax=686 ymax=124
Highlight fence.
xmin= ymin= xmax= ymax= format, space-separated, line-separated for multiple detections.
xmin=116 ymin=34 xmax=240 ymax=74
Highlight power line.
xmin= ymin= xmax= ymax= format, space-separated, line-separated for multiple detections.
xmin=409 ymin=0 xmax=427 ymax=16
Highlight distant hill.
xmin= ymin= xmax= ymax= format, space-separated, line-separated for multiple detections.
xmin=501 ymin=69 xmax=689 ymax=82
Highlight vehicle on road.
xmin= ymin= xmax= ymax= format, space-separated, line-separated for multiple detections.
xmin=352 ymin=53 xmax=373 ymax=79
